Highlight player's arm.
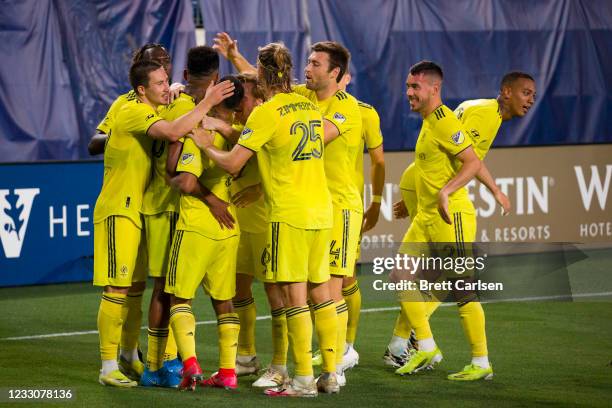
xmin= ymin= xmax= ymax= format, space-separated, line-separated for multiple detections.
xmin=147 ymin=80 xmax=235 ymax=142
xmin=189 ymin=128 xmax=253 ymax=177
xmin=166 ymin=139 xmax=235 ymax=229
xmin=476 ymin=162 xmax=510 ymax=215
xmin=323 ymin=119 xmax=342 ymax=144
xmin=213 ymin=32 xmax=257 ymax=75
xmin=362 ymin=144 xmax=385 ymax=232
xmin=88 ymin=132 xmax=107 ymax=155
xmin=232 ymin=183 xmax=263 ymax=208
xmin=202 ymin=115 xmax=241 ymax=145
xmin=438 ymin=146 xmax=481 ymax=224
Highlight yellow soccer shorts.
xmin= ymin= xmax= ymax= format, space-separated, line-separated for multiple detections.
xmin=265 ymin=222 xmax=330 ymax=284
xmin=400 ymin=211 xmax=476 ymax=255
xmin=401 ymin=188 xmax=418 ymax=220
xmin=144 ymin=211 xmax=179 ymax=278
xmin=165 ymin=229 xmax=238 ymax=301
xmin=329 ymin=208 xmax=362 ymax=277
xmin=236 ymin=230 xmax=269 ymax=282
xmin=93 ymin=215 xmax=147 ymax=287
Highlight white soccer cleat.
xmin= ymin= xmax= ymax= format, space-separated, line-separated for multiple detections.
xmin=339 ymin=345 xmax=359 ymax=371
xmin=252 ymin=366 xmax=288 ymax=388
xmin=235 ymin=356 xmax=261 ymax=376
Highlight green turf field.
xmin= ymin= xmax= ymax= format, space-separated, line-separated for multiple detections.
xmin=1 ymin=249 xmax=611 ymax=407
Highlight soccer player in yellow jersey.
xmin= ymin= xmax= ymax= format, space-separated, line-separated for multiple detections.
xmin=92 ymin=59 xmax=234 ymax=387
xmin=164 ymin=76 xmax=245 ymax=391
xmin=89 ymin=44 xmax=175 ymax=383
xmin=139 ymin=46 xmax=222 ymax=388
xmin=189 ymin=42 xmax=334 ymax=398
xmin=391 ymin=61 xmax=494 ymax=381
xmin=387 ymin=72 xmax=537 ymax=366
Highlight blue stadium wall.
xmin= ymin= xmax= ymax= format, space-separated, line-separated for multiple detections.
xmin=0 ymin=0 xmax=610 ymax=286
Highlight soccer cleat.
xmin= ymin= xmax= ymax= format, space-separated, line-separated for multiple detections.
xmin=395 ymin=347 xmax=443 ymax=375
xmin=311 ymin=349 xmax=322 ymax=366
xmin=448 ymin=364 xmax=494 ymax=381
xmin=140 ymin=367 xmax=162 ymax=387
xmin=178 ymin=357 xmax=203 ymax=391
xmin=200 ymin=371 xmax=238 ymax=390
xmin=265 ymin=378 xmax=318 ymax=397
xmin=118 ymin=355 xmax=144 ymax=382
xmin=98 ymin=369 xmax=138 ymax=388
xmin=316 ymin=372 xmax=340 ymax=394
xmin=339 ymin=346 xmax=359 ymax=371
xmin=163 ymin=358 xmax=183 ymax=376
xmin=252 ymin=367 xmax=288 ymax=388
xmin=383 ymin=347 xmax=409 ymax=368
xmin=336 ymin=370 xmax=346 ymax=387
xmin=141 ymin=367 xmax=179 ymax=388
xmin=408 ymin=330 xmax=418 ymax=351
xmin=235 ymin=356 xmax=261 ymax=376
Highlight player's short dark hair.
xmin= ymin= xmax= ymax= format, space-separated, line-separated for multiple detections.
xmin=129 ymin=60 xmax=164 ymax=92
xmin=237 ymin=72 xmax=265 ymax=101
xmin=500 ymin=71 xmax=535 ymax=90
xmin=311 ymin=41 xmax=350 ymax=83
xmin=187 ymin=46 xmax=219 ymax=78
xmin=132 ymin=43 xmax=168 ymax=64
xmin=409 ymin=60 xmax=444 ymax=80
xmin=218 ymin=75 xmax=244 ymax=110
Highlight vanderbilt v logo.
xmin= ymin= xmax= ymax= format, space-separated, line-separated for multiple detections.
xmin=0 ymin=188 xmax=40 ymax=258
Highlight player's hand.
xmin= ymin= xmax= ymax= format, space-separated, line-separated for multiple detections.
xmin=188 ymin=128 xmax=214 ymax=150
xmin=494 ymin=190 xmax=511 ymax=216
xmin=203 ymin=192 xmax=235 ymax=229
xmin=361 ymin=202 xmax=381 ymax=233
xmin=232 ymin=183 xmax=263 ymax=208
xmin=393 ymin=200 xmax=408 ymax=219
xmin=437 ymin=190 xmax=452 ymax=225
xmin=213 ymin=32 xmax=239 ymax=60
xmin=203 ymin=80 xmax=235 ymax=108
xmin=169 ymin=82 xmax=185 ymax=103
xmin=202 ymin=115 xmax=229 ymax=132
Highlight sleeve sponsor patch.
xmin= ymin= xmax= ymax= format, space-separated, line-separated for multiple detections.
xmin=332 ymin=112 xmax=346 ymax=123
xmin=240 ymin=127 xmax=253 ymax=141
xmin=451 ymin=131 xmax=465 ymax=145
xmin=145 ymin=113 xmax=155 ymax=121
xmin=181 ymin=153 xmax=194 ymax=165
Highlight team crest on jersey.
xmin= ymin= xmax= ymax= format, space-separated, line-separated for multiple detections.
xmin=451 ymin=131 xmax=465 ymax=145
xmin=333 ymin=112 xmax=346 ymax=123
xmin=240 ymin=127 xmax=253 ymax=140
xmin=181 ymin=153 xmax=194 ymax=165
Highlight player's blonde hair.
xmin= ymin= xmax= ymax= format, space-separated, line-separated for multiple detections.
xmin=257 ymin=42 xmax=293 ymax=94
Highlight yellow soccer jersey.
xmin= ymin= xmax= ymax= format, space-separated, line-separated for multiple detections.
xmin=141 ymin=94 xmax=195 ymax=215
xmin=454 ymin=99 xmax=503 ymax=160
xmin=231 ymin=157 xmax=268 ymax=234
xmin=293 ymin=85 xmax=363 ymax=212
xmin=414 ymin=105 xmax=475 ymax=219
xmin=93 ymin=99 xmax=163 ymax=227
xmin=96 ymin=90 xmax=138 ymax=135
xmin=354 ymin=101 xmax=383 ymax=197
xmin=175 ymin=133 xmax=239 ymax=240
xmin=238 ymin=91 xmax=332 ymax=229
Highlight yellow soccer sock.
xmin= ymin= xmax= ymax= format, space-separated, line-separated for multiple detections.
xmin=120 ymin=291 xmax=143 ymax=357
xmin=169 ymin=304 xmax=197 ymax=361
xmin=163 ymin=328 xmax=178 ymax=361
xmin=425 ymin=300 xmax=442 ymax=319
xmin=399 ymin=300 xmax=432 ymax=340
xmin=458 ymin=301 xmax=488 ymax=357
xmin=233 ymin=297 xmax=256 ymax=356
xmin=270 ymin=307 xmax=288 ymax=366
xmin=98 ymin=292 xmax=127 ymax=361
xmin=146 ymin=328 xmax=169 ymax=371
xmin=286 ymin=306 xmax=313 ymax=377
xmin=217 ymin=313 xmax=240 ymax=369
xmin=335 ymin=300 xmax=349 ymax=366
xmin=392 ymin=309 xmax=413 ymax=339
xmin=342 ymin=281 xmax=361 ymax=345
xmin=313 ymin=300 xmax=338 ymax=373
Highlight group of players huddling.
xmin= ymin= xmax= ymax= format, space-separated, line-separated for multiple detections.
xmin=90 ymin=31 xmax=536 ymax=397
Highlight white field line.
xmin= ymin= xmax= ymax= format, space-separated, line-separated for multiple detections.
xmin=1 ymin=291 xmax=611 ymax=341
